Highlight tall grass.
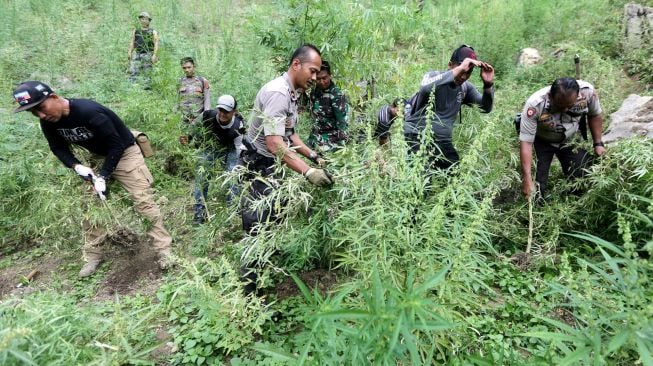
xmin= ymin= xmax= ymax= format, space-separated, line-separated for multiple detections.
xmin=0 ymin=292 xmax=162 ymax=365
xmin=0 ymin=0 xmax=651 ymax=364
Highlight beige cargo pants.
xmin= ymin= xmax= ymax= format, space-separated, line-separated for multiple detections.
xmin=83 ymin=144 xmax=172 ymax=261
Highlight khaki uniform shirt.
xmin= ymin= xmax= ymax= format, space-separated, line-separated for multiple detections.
xmin=247 ymin=72 xmax=299 ymax=158
xmin=519 ymin=80 xmax=601 ymax=145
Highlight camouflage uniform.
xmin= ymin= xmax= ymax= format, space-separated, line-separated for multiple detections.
xmin=129 ymin=28 xmax=156 ymax=82
xmin=308 ymin=82 xmax=349 ymax=151
xmin=519 ymin=80 xmax=602 ymax=193
xmin=178 ymin=76 xmax=210 ymax=124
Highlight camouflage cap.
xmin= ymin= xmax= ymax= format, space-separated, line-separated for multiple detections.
xmin=138 ymin=11 xmax=151 ymax=20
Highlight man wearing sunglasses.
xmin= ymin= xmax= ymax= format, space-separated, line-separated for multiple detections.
xmin=402 ymin=45 xmax=495 ymax=171
xmin=518 ymin=77 xmax=605 ymax=198
xmin=12 ymin=81 xmax=173 ymax=277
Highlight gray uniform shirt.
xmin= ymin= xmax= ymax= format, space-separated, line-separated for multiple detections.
xmin=403 ymin=70 xmax=494 ymax=141
xmin=247 ymin=72 xmax=299 ymax=158
xmin=519 ymin=80 xmax=601 ymax=145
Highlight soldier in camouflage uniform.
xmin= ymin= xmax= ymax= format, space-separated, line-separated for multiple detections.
xmin=307 ymin=61 xmax=349 ymax=151
xmin=127 ymin=12 xmax=159 ymax=83
xmin=178 ymin=57 xmax=211 ymax=125
xmin=519 ymin=77 xmax=606 ymax=197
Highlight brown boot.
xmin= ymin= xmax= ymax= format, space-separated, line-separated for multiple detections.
xmin=78 ymin=259 xmax=102 ymax=278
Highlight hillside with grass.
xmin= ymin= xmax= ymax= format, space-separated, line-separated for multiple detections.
xmin=1 ymin=0 xmax=652 ymax=365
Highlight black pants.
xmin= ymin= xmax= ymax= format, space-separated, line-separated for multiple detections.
xmin=239 ymin=151 xmax=281 ymax=295
xmin=405 ymin=133 xmax=459 ymax=170
xmin=534 ymin=139 xmax=592 ymax=194
xmin=239 ymin=151 xmax=279 ymax=235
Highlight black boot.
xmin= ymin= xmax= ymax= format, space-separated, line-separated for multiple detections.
xmin=240 ymin=267 xmax=258 ymax=296
xmin=193 ymin=205 xmax=206 ymax=225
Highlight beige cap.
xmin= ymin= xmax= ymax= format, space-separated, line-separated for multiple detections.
xmin=138 ymin=11 xmax=151 ymax=20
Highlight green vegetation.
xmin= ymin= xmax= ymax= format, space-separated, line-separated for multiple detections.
xmin=1 ymin=0 xmax=652 ymax=365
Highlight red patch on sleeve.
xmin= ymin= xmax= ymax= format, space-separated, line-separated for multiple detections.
xmin=526 ymin=107 xmax=536 ymax=118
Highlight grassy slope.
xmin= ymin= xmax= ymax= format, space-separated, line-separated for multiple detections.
xmin=1 ymin=0 xmax=652 ymax=365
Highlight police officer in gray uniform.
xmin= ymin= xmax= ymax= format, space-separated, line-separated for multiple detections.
xmin=519 ymin=77 xmax=606 ymax=197
xmin=242 ymin=43 xmax=332 ymax=233
xmin=240 ymin=44 xmax=332 ymax=295
xmin=403 ymin=45 xmax=495 ymax=170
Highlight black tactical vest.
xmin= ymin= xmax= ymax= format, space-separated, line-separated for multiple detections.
xmin=134 ymin=29 xmax=155 ymax=53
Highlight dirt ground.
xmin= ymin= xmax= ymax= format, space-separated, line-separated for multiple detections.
xmin=93 ymin=228 xmax=164 ymax=300
xmin=0 ymin=228 xmax=163 ymax=301
xmin=0 ymin=255 xmax=66 ymax=299
xmin=274 ymin=268 xmax=340 ymax=300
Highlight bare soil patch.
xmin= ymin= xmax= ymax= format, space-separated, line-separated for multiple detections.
xmin=510 ymin=251 xmax=534 ymax=271
xmin=0 ymin=228 xmax=165 ymax=302
xmin=0 ymin=256 xmax=67 ymax=299
xmin=150 ymin=326 xmax=175 ymax=365
xmin=551 ymin=307 xmax=576 ymax=327
xmin=275 ymin=268 xmax=339 ymax=300
xmin=493 ymin=185 xmax=521 ymax=206
xmin=0 ymin=236 xmax=40 ymax=258
xmin=163 ymin=153 xmax=193 ymax=180
xmin=94 ymin=228 xmax=163 ymax=301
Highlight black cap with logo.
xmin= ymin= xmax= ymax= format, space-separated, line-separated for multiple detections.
xmin=12 ymin=81 xmax=54 ymax=113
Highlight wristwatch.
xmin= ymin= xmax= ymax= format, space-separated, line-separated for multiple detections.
xmin=593 ymin=141 xmax=604 ymax=147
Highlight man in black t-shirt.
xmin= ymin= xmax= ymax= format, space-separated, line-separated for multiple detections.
xmin=12 ymin=81 xmax=173 ymax=277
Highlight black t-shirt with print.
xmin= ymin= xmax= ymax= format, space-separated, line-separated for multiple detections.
xmin=40 ymin=98 xmax=135 ymax=178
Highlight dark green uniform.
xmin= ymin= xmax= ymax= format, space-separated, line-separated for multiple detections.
xmin=308 ymin=82 xmax=349 ymax=151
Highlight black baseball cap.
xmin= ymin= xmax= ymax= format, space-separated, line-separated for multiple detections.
xmin=450 ymin=45 xmax=477 ymax=64
xmin=12 ymin=81 xmax=54 ymax=113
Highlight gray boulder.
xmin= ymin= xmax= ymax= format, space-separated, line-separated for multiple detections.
xmin=604 ymin=94 xmax=653 ymax=143
xmin=518 ymin=48 xmax=542 ymax=67
xmin=623 ymin=3 xmax=653 ymax=50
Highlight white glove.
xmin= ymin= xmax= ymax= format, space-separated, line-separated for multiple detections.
xmin=305 ymin=168 xmax=334 ymax=187
xmin=93 ymin=177 xmax=107 ymax=200
xmin=74 ymin=164 xmax=96 ymax=181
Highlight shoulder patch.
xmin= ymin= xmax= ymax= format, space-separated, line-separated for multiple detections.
xmin=526 ymin=107 xmax=536 ymax=118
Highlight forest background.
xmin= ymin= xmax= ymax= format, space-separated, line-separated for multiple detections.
xmin=1 ymin=0 xmax=652 ymax=365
